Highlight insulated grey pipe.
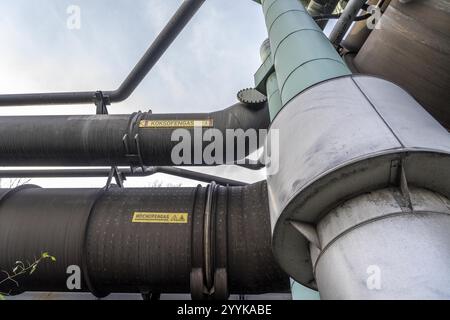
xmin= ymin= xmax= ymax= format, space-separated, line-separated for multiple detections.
xmin=307 ymin=0 xmax=341 ymax=28
xmin=0 ymin=102 xmax=269 ymax=166
xmin=0 ymin=182 xmax=289 ymax=298
xmin=329 ymin=0 xmax=367 ymax=47
xmin=340 ymin=0 xmax=380 ymax=52
xmin=0 ymin=0 xmax=206 ymax=107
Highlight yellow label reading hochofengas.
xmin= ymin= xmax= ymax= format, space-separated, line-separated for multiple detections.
xmin=139 ymin=119 xmax=214 ymax=129
xmin=132 ymin=212 xmax=189 ymax=224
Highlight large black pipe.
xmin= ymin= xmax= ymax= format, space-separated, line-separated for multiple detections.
xmin=0 ymin=102 xmax=269 ymax=166
xmin=0 ymin=182 xmax=289 ymax=298
xmin=0 ymin=0 xmax=206 ymax=107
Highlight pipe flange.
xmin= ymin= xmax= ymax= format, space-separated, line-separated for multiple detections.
xmin=237 ymin=88 xmax=267 ymax=108
xmin=190 ymin=185 xmax=206 ymax=300
xmin=123 ymin=111 xmax=146 ymax=169
xmin=80 ymin=188 xmax=110 ymax=299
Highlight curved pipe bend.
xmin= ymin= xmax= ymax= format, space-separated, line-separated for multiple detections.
xmin=0 ymin=102 xmax=270 ymax=167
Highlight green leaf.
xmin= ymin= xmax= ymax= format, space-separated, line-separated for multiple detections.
xmin=50 ymin=256 xmax=56 ymax=262
xmin=0 ymin=294 xmax=5 ymax=301
xmin=30 ymin=265 xmax=37 ymax=275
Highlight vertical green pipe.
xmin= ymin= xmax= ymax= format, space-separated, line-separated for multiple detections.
xmin=260 ymin=39 xmax=283 ymax=119
xmin=255 ymin=0 xmax=351 ymax=118
xmin=266 ymin=73 xmax=283 ymax=119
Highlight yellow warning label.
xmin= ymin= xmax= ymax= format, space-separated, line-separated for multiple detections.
xmin=132 ymin=212 xmax=189 ymax=224
xmin=139 ymin=119 xmax=214 ymax=129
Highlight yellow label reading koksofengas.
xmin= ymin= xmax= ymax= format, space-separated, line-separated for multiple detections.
xmin=132 ymin=212 xmax=189 ymax=224
xmin=139 ymin=119 xmax=214 ymax=129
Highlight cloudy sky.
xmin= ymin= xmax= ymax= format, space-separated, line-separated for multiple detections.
xmin=0 ymin=0 xmax=269 ymax=188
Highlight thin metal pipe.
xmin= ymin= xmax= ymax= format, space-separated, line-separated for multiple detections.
xmin=156 ymin=167 xmax=249 ymax=186
xmin=0 ymin=0 xmax=206 ymax=107
xmin=0 ymin=166 xmax=248 ymax=186
xmin=307 ymin=0 xmax=341 ymax=28
xmin=328 ymin=0 xmax=368 ymax=47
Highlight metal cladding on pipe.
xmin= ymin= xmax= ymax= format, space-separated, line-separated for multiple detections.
xmin=0 ymin=182 xmax=289 ymax=298
xmin=259 ymin=40 xmax=282 ymax=119
xmin=258 ymin=0 xmax=351 ymax=117
xmin=0 ymin=0 xmax=206 ymax=107
xmin=0 ymin=102 xmax=269 ymax=166
xmin=265 ymin=75 xmax=450 ymax=297
xmin=314 ymin=187 xmax=450 ymax=299
xmin=353 ymin=0 xmax=450 ymax=130
xmin=265 ymin=73 xmax=283 ymax=120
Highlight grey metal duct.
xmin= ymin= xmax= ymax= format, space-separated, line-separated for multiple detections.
xmin=353 ymin=0 xmax=450 ymax=130
xmin=0 ymin=182 xmax=289 ymax=299
xmin=265 ymin=75 xmax=450 ymax=298
xmin=0 ymin=102 xmax=269 ymax=166
xmin=328 ymin=0 xmax=367 ymax=47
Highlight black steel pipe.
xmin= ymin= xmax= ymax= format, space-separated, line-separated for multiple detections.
xmin=0 ymin=182 xmax=289 ymax=298
xmin=0 ymin=102 xmax=269 ymax=166
xmin=0 ymin=167 xmax=248 ymax=187
xmin=0 ymin=0 xmax=206 ymax=107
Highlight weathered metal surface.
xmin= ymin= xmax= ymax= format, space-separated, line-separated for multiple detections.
xmin=354 ymin=0 xmax=450 ymax=129
xmin=266 ymin=75 xmax=450 ymax=287
xmin=315 ymin=187 xmax=450 ymax=299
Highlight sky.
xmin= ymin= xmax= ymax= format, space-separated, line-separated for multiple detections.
xmin=0 ymin=0 xmax=270 ymax=188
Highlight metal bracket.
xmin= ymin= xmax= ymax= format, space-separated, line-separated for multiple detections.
xmin=254 ymin=54 xmax=275 ymax=95
xmin=141 ymin=292 xmax=161 ymax=301
xmin=399 ymin=160 xmax=413 ymax=212
xmin=105 ymin=166 xmax=125 ymax=189
xmin=95 ymin=91 xmax=123 ymax=189
xmin=391 ymin=158 xmax=413 ymax=212
xmin=95 ymin=91 xmax=110 ymax=115
xmin=123 ymin=111 xmax=147 ymax=172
